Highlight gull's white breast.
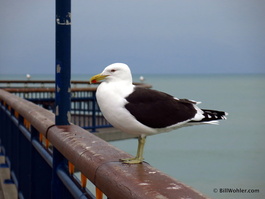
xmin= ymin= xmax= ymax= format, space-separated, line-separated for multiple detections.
xmin=96 ymin=82 xmax=157 ymax=135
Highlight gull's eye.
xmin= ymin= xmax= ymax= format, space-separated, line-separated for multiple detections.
xmin=111 ymin=69 xmax=116 ymax=73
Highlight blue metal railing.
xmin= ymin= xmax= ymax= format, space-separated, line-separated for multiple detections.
xmin=0 ymin=89 xmax=208 ymax=199
xmin=0 ymin=90 xmax=94 ymax=199
xmin=70 ymin=89 xmax=111 ymax=132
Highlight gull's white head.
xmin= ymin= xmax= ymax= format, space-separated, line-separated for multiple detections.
xmin=90 ymin=63 xmax=132 ymax=84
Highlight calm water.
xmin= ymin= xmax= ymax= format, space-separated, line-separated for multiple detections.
xmin=118 ymin=74 xmax=265 ymax=199
xmin=1 ymin=74 xmax=265 ymax=198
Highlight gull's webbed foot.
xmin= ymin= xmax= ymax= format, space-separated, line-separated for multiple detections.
xmin=119 ymin=157 xmax=144 ymax=164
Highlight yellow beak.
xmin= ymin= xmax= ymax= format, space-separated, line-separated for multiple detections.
xmin=89 ymin=74 xmax=108 ymax=84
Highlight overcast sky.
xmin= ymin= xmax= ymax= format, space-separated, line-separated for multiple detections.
xmin=1 ymin=0 xmax=265 ymax=75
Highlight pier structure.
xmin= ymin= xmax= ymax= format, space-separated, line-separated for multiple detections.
xmin=0 ymin=88 xmax=208 ymax=199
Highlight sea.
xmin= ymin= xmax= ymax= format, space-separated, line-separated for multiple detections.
xmin=1 ymin=73 xmax=265 ymax=199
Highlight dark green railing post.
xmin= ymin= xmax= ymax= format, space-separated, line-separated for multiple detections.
xmin=53 ymin=0 xmax=72 ymax=198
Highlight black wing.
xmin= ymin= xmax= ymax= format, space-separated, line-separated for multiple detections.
xmin=125 ymin=87 xmax=197 ymax=128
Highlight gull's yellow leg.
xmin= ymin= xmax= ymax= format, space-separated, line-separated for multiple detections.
xmin=120 ymin=135 xmax=146 ymax=164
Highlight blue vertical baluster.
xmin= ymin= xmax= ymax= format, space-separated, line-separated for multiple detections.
xmin=91 ymin=91 xmax=96 ymax=132
xmin=31 ymin=127 xmax=52 ymax=199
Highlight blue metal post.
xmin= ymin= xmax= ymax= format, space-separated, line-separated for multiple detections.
xmin=53 ymin=0 xmax=72 ymax=198
xmin=55 ymin=0 xmax=71 ymax=125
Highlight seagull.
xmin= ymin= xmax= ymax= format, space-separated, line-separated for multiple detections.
xmin=90 ymin=63 xmax=227 ymax=164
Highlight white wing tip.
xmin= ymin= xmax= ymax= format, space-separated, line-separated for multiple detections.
xmin=222 ymin=112 xmax=229 ymax=120
xmin=190 ymin=99 xmax=201 ymax=104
